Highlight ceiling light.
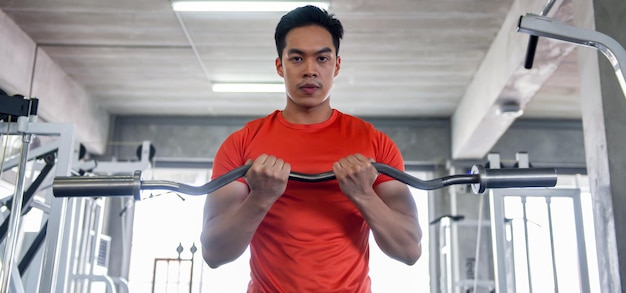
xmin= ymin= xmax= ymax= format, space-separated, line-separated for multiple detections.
xmin=212 ymin=83 xmax=285 ymax=93
xmin=172 ymin=1 xmax=330 ymax=12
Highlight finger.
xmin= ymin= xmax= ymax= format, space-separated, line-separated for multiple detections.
xmin=280 ymin=161 xmax=292 ymax=177
xmin=255 ymin=154 xmax=269 ymax=165
xmin=342 ymin=155 xmax=358 ymax=164
xmin=343 ymin=155 xmax=368 ymax=169
xmin=265 ymin=155 xmax=277 ymax=167
xmin=275 ymin=158 xmax=285 ymax=169
xmin=249 ymin=154 xmax=268 ymax=174
xmin=353 ymin=153 xmax=369 ymax=162
xmin=333 ymin=160 xmax=342 ymax=171
xmin=336 ymin=157 xmax=350 ymax=169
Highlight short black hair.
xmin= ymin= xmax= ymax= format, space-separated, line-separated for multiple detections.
xmin=274 ymin=5 xmax=344 ymax=60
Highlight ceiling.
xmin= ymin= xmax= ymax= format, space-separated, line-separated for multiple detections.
xmin=0 ymin=0 xmax=582 ymax=120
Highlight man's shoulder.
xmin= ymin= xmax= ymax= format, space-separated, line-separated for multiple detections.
xmin=334 ymin=109 xmax=376 ymax=130
xmin=243 ymin=110 xmax=281 ymax=129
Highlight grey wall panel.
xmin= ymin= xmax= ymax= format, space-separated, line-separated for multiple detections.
xmin=110 ymin=116 xmax=585 ymax=168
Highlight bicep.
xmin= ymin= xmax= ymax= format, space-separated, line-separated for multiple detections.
xmin=203 ymin=180 xmax=249 ymax=224
xmin=374 ymin=180 xmax=418 ymax=218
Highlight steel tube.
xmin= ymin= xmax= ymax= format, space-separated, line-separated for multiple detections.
xmin=471 ymin=165 xmax=557 ymax=193
xmin=53 ymin=171 xmax=142 ymax=200
xmin=0 ymin=134 xmax=31 ymax=293
xmin=518 ymin=13 xmax=626 ymax=100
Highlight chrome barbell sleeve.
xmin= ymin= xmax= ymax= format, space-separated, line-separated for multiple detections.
xmin=53 ymin=171 xmax=142 ymax=200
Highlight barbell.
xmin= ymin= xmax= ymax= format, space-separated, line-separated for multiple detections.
xmin=52 ymin=163 xmax=558 ymax=201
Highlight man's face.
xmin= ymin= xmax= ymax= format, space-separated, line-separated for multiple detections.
xmin=276 ymin=25 xmax=341 ymax=109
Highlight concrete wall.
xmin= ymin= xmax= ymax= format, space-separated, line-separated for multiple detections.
xmin=493 ymin=119 xmax=586 ymax=166
xmin=0 ymin=8 xmax=109 ymax=154
xmin=585 ymin=0 xmax=626 ymax=290
xmin=109 ymin=115 xmax=585 ymax=166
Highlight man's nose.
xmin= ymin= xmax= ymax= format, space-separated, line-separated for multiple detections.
xmin=303 ymin=59 xmax=318 ymax=78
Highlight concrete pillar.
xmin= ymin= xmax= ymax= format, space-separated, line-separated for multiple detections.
xmin=577 ymin=0 xmax=626 ymax=291
xmin=0 ymin=8 xmax=110 ymax=154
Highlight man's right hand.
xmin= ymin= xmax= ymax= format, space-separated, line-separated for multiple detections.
xmin=201 ymin=154 xmax=290 ymax=268
xmin=245 ymin=154 xmax=291 ymax=206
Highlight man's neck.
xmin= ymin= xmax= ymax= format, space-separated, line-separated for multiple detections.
xmin=281 ymin=105 xmax=333 ymax=124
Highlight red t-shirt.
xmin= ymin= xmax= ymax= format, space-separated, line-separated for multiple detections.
xmin=211 ymin=109 xmax=405 ymax=293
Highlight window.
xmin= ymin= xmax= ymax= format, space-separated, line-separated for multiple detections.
xmin=502 ymin=174 xmax=600 ymax=293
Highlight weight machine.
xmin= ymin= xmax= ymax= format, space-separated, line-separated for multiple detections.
xmin=486 ymin=153 xmax=589 ymax=293
xmin=432 ymin=153 xmax=592 ymax=293
xmin=1 ymin=92 xmax=155 ymax=293
xmin=518 ymin=3 xmax=626 ymax=100
xmin=0 ymin=93 xmax=75 ymax=293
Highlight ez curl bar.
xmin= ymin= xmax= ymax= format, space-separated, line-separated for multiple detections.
xmin=52 ymin=163 xmax=558 ymax=200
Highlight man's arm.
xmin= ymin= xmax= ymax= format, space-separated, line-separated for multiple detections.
xmin=369 ymin=180 xmax=422 ymax=264
xmin=201 ymin=154 xmax=290 ymax=268
xmin=201 ymin=181 xmax=261 ymax=268
xmin=333 ymin=154 xmax=422 ymax=265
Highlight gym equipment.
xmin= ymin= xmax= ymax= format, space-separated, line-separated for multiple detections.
xmin=0 ymin=150 xmax=55 ymax=287
xmin=517 ymin=9 xmax=625 ymax=292
xmin=1 ymin=118 xmax=90 ymax=293
xmin=0 ymin=93 xmax=38 ymax=123
xmin=51 ymin=163 xmax=558 ymax=200
xmin=72 ymin=140 xmax=153 ymax=176
xmin=481 ymin=153 xmax=589 ymax=293
xmin=518 ymin=13 xmax=626 ymax=99
xmin=430 ymin=153 xmax=592 ymax=293
xmin=0 ymin=94 xmax=39 ymax=293
xmin=1 ymin=115 xmax=154 ymax=293
xmin=522 ymin=0 xmax=555 ymax=69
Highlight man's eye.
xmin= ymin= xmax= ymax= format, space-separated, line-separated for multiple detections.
xmin=318 ymin=56 xmax=329 ymax=62
xmin=291 ymin=57 xmax=303 ymax=62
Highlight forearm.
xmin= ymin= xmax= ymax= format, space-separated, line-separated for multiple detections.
xmin=352 ymin=190 xmax=422 ymax=265
xmin=203 ymin=154 xmax=290 ymax=268
xmin=201 ymin=193 xmax=272 ymax=268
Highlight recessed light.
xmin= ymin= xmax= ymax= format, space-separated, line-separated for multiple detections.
xmin=172 ymin=1 xmax=330 ymax=12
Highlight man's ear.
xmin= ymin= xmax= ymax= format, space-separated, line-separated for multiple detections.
xmin=276 ymin=57 xmax=284 ymax=77
xmin=334 ymin=55 xmax=341 ymax=77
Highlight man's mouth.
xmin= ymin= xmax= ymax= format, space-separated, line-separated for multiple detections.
xmin=300 ymin=83 xmax=320 ymax=95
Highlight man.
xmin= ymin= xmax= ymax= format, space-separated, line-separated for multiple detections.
xmin=201 ymin=5 xmax=422 ymax=292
